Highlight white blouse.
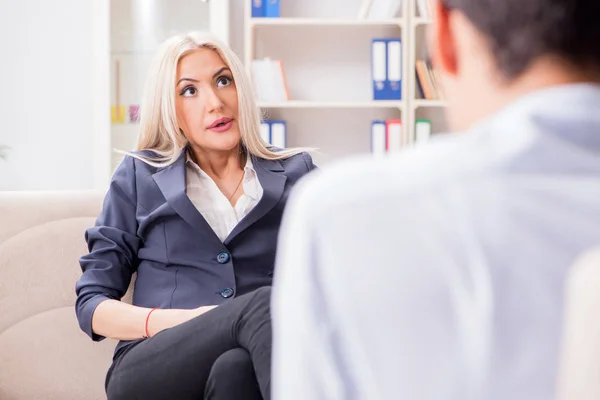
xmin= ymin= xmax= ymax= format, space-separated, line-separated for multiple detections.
xmin=185 ymin=154 xmax=263 ymax=242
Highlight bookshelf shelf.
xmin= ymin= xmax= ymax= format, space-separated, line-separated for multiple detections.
xmin=251 ymin=18 xmax=403 ymax=27
xmin=413 ymin=99 xmax=446 ymax=108
xmin=412 ymin=17 xmax=432 ymax=26
xmin=258 ymin=100 xmax=404 ymax=109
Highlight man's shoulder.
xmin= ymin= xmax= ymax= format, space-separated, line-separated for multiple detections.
xmin=295 ymin=133 xmax=485 ymax=214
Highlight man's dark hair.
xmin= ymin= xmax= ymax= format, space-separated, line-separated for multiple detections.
xmin=443 ymin=0 xmax=600 ymax=79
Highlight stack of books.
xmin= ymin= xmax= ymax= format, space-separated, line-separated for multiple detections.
xmin=416 ymin=59 xmax=444 ymax=100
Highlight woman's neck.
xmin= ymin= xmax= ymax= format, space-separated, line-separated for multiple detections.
xmin=189 ymin=145 xmax=245 ymax=180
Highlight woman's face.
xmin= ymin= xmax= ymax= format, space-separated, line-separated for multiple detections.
xmin=175 ymin=48 xmax=240 ymax=154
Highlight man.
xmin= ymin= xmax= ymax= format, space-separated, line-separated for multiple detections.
xmin=271 ymin=0 xmax=600 ymax=399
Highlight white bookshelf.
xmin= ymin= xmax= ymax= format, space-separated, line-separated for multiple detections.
xmin=406 ymin=0 xmax=448 ymax=144
xmin=244 ymin=0 xmax=409 ymax=165
xmin=251 ymin=18 xmax=404 ymax=26
xmin=244 ymin=0 xmax=448 ymax=164
xmin=412 ymin=99 xmax=447 ymax=108
xmin=412 ymin=17 xmax=433 ymax=26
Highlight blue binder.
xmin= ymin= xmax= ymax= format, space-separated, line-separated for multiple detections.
xmin=265 ymin=0 xmax=280 ymax=18
xmin=371 ymin=39 xmax=387 ymax=100
xmin=386 ymin=38 xmax=402 ymax=100
xmin=252 ymin=0 xmax=265 ymax=17
xmin=371 ymin=38 xmax=403 ymax=100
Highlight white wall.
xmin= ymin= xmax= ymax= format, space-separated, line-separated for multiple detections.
xmin=0 ymin=0 xmax=109 ymax=191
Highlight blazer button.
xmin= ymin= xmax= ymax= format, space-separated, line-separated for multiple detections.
xmin=217 ymin=251 xmax=230 ymax=264
xmin=220 ymin=288 xmax=234 ymax=298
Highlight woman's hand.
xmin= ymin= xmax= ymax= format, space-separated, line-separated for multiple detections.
xmin=148 ymin=305 xmax=219 ymax=337
xmin=194 ymin=305 xmax=218 ymax=317
xmin=92 ymin=301 xmax=219 ymax=341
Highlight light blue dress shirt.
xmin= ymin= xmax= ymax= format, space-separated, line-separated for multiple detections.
xmin=272 ymin=84 xmax=600 ymax=400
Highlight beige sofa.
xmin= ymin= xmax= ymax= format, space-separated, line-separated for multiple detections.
xmin=0 ymin=190 xmax=123 ymax=400
xmin=2 ymin=190 xmax=599 ymax=400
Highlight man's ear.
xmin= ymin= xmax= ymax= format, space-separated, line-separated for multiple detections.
xmin=428 ymin=0 xmax=458 ymax=77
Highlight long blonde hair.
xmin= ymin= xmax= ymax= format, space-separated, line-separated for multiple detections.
xmin=129 ymin=31 xmax=310 ymax=167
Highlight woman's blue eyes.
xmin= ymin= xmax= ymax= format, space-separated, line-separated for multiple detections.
xmin=180 ymin=76 xmax=233 ymax=97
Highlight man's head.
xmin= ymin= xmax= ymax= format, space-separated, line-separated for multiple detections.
xmin=430 ymin=0 xmax=600 ymax=131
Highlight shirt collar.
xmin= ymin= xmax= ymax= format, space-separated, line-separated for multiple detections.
xmin=470 ymin=83 xmax=600 ymax=152
xmin=242 ymin=155 xmax=259 ymax=201
xmin=186 ymin=150 xmax=260 ymax=200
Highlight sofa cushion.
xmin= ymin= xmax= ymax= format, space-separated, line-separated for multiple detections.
xmin=0 ymin=191 xmax=103 ymax=245
xmin=0 ymin=217 xmax=95 ymax=334
xmin=0 ymin=306 xmax=116 ymax=400
xmin=0 ymin=190 xmax=137 ymax=400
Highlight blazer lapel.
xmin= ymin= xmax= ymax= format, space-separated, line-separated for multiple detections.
xmin=225 ymin=156 xmax=287 ymax=245
xmin=152 ymin=150 xmax=222 ymax=247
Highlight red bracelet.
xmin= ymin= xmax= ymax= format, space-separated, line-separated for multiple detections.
xmin=144 ymin=308 xmax=159 ymax=339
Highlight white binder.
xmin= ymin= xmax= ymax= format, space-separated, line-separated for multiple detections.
xmin=260 ymin=121 xmax=271 ymax=144
xmin=270 ymin=121 xmax=287 ymax=149
xmin=387 ymin=39 xmax=402 ymax=100
xmin=386 ymin=120 xmax=402 ymax=152
xmin=415 ymin=119 xmax=432 ymax=144
xmin=371 ymin=121 xmax=387 ymax=155
xmin=372 ymin=40 xmax=387 ymax=100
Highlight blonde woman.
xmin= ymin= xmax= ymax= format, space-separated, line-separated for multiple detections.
xmin=75 ymin=31 xmax=316 ymax=400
